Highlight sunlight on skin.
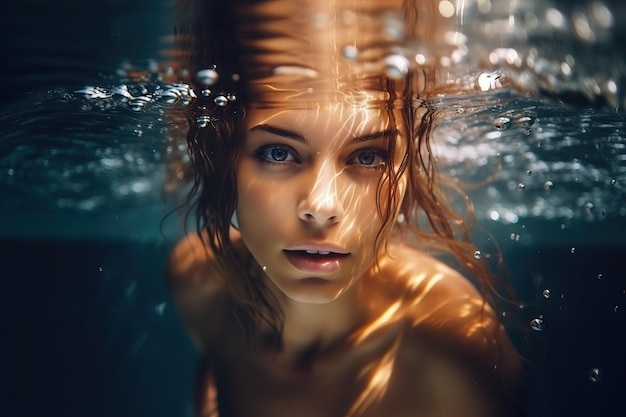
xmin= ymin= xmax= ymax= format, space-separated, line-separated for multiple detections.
xmin=352 ymin=300 xmax=403 ymax=345
xmin=236 ymin=105 xmax=407 ymax=305
xmin=348 ymin=337 xmax=401 ymax=417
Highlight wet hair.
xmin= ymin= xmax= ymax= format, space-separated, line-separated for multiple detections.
xmin=168 ymin=0 xmax=509 ymax=340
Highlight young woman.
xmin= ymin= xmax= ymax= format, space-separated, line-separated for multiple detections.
xmin=167 ymin=1 xmax=525 ymax=416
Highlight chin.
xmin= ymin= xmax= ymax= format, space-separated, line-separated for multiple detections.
xmin=281 ymin=278 xmax=346 ymax=304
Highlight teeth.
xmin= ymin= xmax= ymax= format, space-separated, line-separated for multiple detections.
xmin=305 ymin=250 xmax=331 ymax=255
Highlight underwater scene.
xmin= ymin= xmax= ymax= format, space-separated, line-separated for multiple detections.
xmin=1 ymin=0 xmax=625 ymax=416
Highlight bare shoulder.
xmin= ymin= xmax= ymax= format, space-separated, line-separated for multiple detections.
xmin=167 ymin=231 xmax=228 ymax=350
xmin=379 ymin=241 xmax=524 ymax=404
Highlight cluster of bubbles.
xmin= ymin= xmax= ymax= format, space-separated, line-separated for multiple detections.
xmin=432 ymin=88 xmax=626 ymax=224
xmin=348 ymin=1 xmax=625 ymax=109
xmin=74 ymin=80 xmax=196 ymax=112
xmin=469 ymin=1 xmax=625 ymax=109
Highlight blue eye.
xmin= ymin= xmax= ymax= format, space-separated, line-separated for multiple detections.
xmin=350 ymin=150 xmax=387 ymax=167
xmin=257 ymin=145 xmax=297 ymax=163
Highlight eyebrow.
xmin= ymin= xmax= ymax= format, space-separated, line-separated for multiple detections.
xmin=248 ymin=124 xmax=308 ymax=144
xmin=248 ymin=124 xmax=398 ymax=145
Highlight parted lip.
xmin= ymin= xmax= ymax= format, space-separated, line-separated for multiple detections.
xmin=284 ymin=242 xmax=350 ymax=255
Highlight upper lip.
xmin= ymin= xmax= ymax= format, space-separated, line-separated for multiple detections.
xmin=284 ymin=242 xmax=350 ymax=255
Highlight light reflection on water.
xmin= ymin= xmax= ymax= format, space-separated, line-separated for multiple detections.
xmin=0 ymin=1 xmax=625 ymax=237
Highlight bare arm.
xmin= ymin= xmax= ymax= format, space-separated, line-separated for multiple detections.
xmin=166 ymin=232 xmax=225 ymax=350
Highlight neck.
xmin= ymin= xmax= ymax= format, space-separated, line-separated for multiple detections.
xmin=263 ymin=273 xmax=371 ymax=356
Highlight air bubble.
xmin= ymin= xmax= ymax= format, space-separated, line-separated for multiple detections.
xmin=154 ymin=303 xmax=166 ymax=316
xmin=516 ymin=115 xmax=536 ymax=128
xmin=493 ymin=116 xmax=512 ymax=130
xmin=588 ymin=368 xmax=601 ymax=383
xmin=129 ymin=97 xmax=150 ymax=111
xmin=383 ymin=54 xmax=410 ymax=80
xmin=227 ymin=93 xmax=237 ymax=102
xmin=196 ymin=115 xmax=215 ymax=128
xmin=342 ymin=45 xmax=359 ymax=60
xmin=473 ymin=250 xmax=482 ymax=260
xmin=543 ymin=289 xmax=551 ymax=299
xmin=570 ymin=247 xmax=576 ymax=254
xmin=160 ymin=90 xmax=181 ymax=104
xmin=214 ymin=95 xmax=229 ymax=107
xmin=530 ymin=317 xmax=545 ymax=331
xmin=112 ymin=85 xmax=133 ymax=99
xmin=477 ymin=71 xmax=502 ymax=91
xmin=517 ymin=183 xmax=525 ymax=191
xmin=544 ymin=180 xmax=554 ymax=190
xmin=196 ymin=68 xmax=219 ymax=85
xmin=201 ymin=89 xmax=212 ymax=97
xmin=382 ymin=13 xmax=404 ymax=40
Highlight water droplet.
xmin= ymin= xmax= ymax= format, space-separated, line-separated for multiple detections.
xmin=530 ymin=317 xmax=545 ymax=331
xmin=262 ymin=265 xmax=267 ymax=272
xmin=611 ymin=178 xmax=617 ymax=185
xmin=526 ymin=170 xmax=532 ymax=176
xmin=517 ymin=182 xmax=525 ymax=191
xmin=227 ymin=93 xmax=237 ymax=102
xmin=473 ymin=250 xmax=482 ymax=260
xmin=196 ymin=68 xmax=219 ymax=85
xmin=383 ymin=54 xmax=410 ymax=80
xmin=544 ymin=180 xmax=554 ymax=190
xmin=543 ymin=289 xmax=551 ymax=299
xmin=201 ymin=89 xmax=212 ymax=97
xmin=214 ymin=95 xmax=228 ymax=106
xmin=588 ymin=368 xmax=601 ymax=383
xmin=493 ymin=116 xmax=512 ymax=130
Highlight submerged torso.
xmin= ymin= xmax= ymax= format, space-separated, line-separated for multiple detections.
xmin=169 ymin=234 xmax=522 ymax=417
xmin=207 ymin=312 xmax=494 ymax=417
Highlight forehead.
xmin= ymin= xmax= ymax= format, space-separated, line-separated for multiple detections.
xmin=244 ymin=106 xmax=405 ymax=137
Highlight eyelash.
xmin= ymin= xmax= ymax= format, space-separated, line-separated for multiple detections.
xmin=254 ymin=144 xmax=389 ymax=168
xmin=255 ymin=144 xmax=299 ymax=164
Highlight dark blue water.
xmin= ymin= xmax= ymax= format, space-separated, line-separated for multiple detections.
xmin=0 ymin=240 xmax=196 ymax=417
xmin=1 ymin=1 xmax=625 ymax=416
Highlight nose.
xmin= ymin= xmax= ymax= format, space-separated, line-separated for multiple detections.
xmin=297 ymin=163 xmax=344 ymax=227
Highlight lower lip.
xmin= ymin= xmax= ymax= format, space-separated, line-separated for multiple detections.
xmin=283 ymin=251 xmax=347 ymax=274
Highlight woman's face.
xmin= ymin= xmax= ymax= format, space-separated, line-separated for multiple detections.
xmin=235 ymin=106 xmax=407 ymax=304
